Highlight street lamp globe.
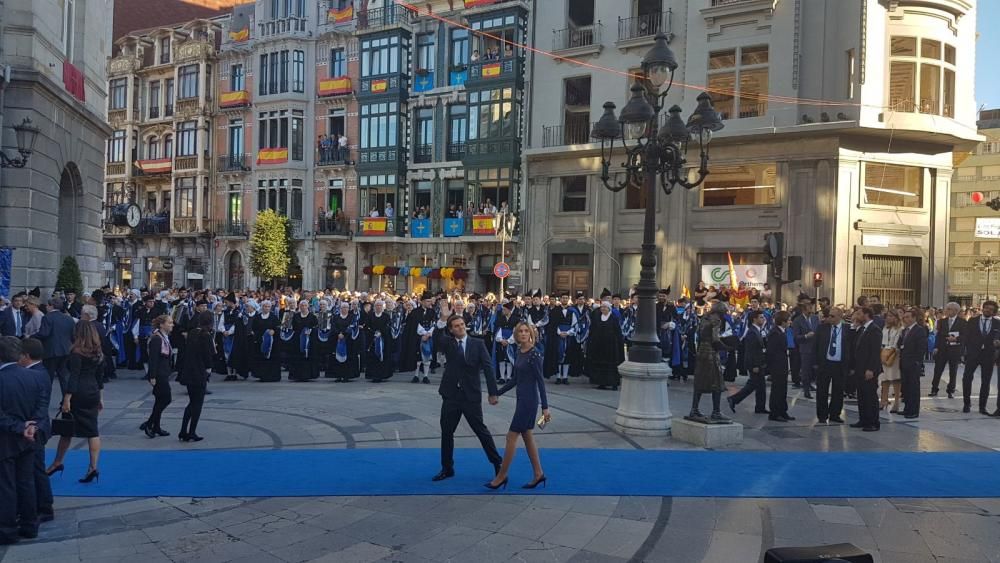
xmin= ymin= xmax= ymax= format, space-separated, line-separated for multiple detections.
xmin=592 ymin=101 xmax=622 ymax=142
xmin=660 ymin=105 xmax=691 ymax=144
xmin=618 ymin=83 xmax=655 ymax=140
xmin=686 ymin=92 xmax=724 ymax=144
xmin=13 ymin=117 xmax=40 ymax=156
xmin=641 ymin=32 xmax=678 ymax=90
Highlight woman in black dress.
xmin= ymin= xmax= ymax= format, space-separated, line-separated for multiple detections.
xmin=587 ymin=301 xmax=625 ymax=390
xmin=251 ymin=300 xmax=281 ymax=381
xmin=326 ymin=301 xmax=359 ymax=382
xmin=288 ymin=300 xmax=319 ymax=382
xmin=487 ymin=322 xmax=550 ymax=491
xmin=365 ymin=300 xmax=394 ymax=382
xmin=47 ymin=320 xmax=105 ymax=483
xmin=178 ymin=311 xmax=215 ymax=442
xmin=141 ymin=315 xmax=173 ymax=438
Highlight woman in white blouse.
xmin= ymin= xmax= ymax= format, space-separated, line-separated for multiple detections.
xmin=880 ymin=309 xmax=903 ymax=413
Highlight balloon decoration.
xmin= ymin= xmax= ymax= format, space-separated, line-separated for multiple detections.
xmin=364 ymin=265 xmax=470 ymax=279
xmin=972 ymin=191 xmax=985 ymax=204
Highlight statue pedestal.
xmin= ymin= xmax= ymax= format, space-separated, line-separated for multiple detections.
xmin=614 ymin=360 xmax=672 ymax=436
xmin=672 ymin=418 xmax=743 ymax=448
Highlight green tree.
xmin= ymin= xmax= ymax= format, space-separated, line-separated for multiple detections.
xmin=248 ymin=210 xmax=291 ymax=285
xmin=55 ymin=256 xmax=84 ymax=295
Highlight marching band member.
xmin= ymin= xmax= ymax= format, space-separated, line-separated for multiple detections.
xmin=493 ymin=299 xmax=519 ymax=384
xmin=289 ymin=300 xmax=319 ymax=382
xmin=251 ymin=300 xmax=281 ymax=382
xmin=366 ymin=300 xmax=394 ymax=382
xmin=327 ymin=301 xmax=359 ymax=382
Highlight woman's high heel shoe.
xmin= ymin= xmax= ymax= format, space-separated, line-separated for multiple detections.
xmin=484 ymin=477 xmax=508 ymax=490
xmin=522 ymin=475 xmax=547 ymax=489
xmin=45 ymin=463 xmax=64 ymax=477
xmin=79 ymin=469 xmax=100 ymax=484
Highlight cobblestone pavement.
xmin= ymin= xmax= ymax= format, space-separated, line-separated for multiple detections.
xmin=3 ymin=366 xmax=1000 ymax=563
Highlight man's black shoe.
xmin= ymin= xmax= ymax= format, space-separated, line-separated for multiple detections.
xmin=727 ymin=396 xmax=736 ymax=413
xmin=754 ymin=409 xmax=770 ymax=414
xmin=432 ymin=470 xmax=455 ymax=482
xmin=850 ymin=421 xmax=865 ymax=428
xmin=804 ymin=391 xmax=813 ymax=399
xmin=862 ymin=426 xmax=879 ymax=432
xmin=817 ymin=419 xmax=827 ymax=424
xmin=829 ymin=417 xmax=845 ymax=423
xmin=39 ymin=512 xmax=54 ymax=523
xmin=980 ymin=408 xmax=991 ymax=416
xmin=991 ymin=410 xmax=1000 ymax=417
xmin=768 ymin=416 xmax=788 ymax=422
xmin=904 ymin=414 xmax=919 ymax=419
xmin=928 ymin=390 xmax=938 ymax=397
xmin=782 ymin=415 xmax=796 ymax=421
xmin=411 ymin=375 xmax=420 ymax=383
xmin=422 ymin=376 xmax=430 ymax=384
xmin=963 ymin=405 xmax=971 ymax=413
xmin=18 ymin=529 xmax=37 ymax=539
xmin=947 ymin=392 xmax=955 ymax=399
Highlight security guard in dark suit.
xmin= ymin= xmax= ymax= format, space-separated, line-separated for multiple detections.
xmin=18 ymin=338 xmax=54 ymax=522
xmin=0 ymin=336 xmax=48 ymax=544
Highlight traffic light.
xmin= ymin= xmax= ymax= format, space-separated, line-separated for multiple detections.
xmin=786 ymin=256 xmax=803 ymax=282
xmin=763 ymin=232 xmax=784 ymax=278
xmin=813 ymin=271 xmax=823 ymax=288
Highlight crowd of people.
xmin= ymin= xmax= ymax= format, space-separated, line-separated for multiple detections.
xmin=2 ymin=280 xmax=1000 ymax=543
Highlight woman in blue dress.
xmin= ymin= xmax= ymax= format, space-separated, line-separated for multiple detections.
xmin=486 ymin=322 xmax=551 ymax=490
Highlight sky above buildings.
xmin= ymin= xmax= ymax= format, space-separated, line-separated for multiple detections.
xmin=977 ymin=1 xmax=999 ymax=112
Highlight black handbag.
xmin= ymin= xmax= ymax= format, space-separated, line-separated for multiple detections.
xmin=51 ymin=411 xmax=75 ymax=438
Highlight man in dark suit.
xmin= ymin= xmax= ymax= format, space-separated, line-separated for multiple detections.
xmin=728 ymin=310 xmax=768 ymax=414
xmin=850 ymin=307 xmax=883 ymax=431
xmin=899 ymin=309 xmax=928 ymax=419
xmin=767 ymin=311 xmax=794 ymax=422
xmin=931 ymin=302 xmax=965 ymax=398
xmin=962 ymin=301 xmax=999 ymax=414
xmin=791 ymin=299 xmax=820 ymax=399
xmin=17 ymin=338 xmax=52 ymax=522
xmin=0 ymin=336 xmax=47 ymax=544
xmin=814 ymin=307 xmax=848 ymax=424
xmin=35 ymin=298 xmax=76 ymax=397
xmin=431 ymin=306 xmax=502 ymax=481
xmin=0 ymin=294 xmax=27 ymax=338
xmin=62 ymin=291 xmax=82 ymax=320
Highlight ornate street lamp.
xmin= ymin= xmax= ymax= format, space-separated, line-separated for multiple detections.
xmin=0 ymin=117 xmax=40 ymax=168
xmin=591 ymin=32 xmax=724 ymax=435
xmin=974 ymin=250 xmax=1000 ymax=301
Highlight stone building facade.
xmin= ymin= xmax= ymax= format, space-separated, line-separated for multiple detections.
xmin=0 ymin=0 xmax=112 ymax=294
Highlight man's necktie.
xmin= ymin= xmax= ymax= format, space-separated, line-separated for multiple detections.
xmin=829 ymin=326 xmax=838 ymax=358
xmin=14 ymin=311 xmax=21 ymax=338
xmin=458 ymin=338 xmax=465 ymax=358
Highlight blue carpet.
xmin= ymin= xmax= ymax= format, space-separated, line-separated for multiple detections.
xmin=49 ymin=449 xmax=1000 ymax=498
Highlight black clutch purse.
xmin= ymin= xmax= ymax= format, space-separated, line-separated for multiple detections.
xmin=51 ymin=411 xmax=75 ymax=438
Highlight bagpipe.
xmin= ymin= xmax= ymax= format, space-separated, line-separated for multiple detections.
xmin=222 ymin=318 xmax=236 ymax=362
xmin=137 ymin=321 xmax=154 ymax=363
xmin=334 ymin=312 xmax=360 ymax=363
xmin=372 ymin=329 xmax=385 ymax=362
xmin=279 ymin=311 xmax=295 ymax=342
xmin=316 ymin=311 xmax=332 ymax=343
xmin=622 ymin=306 xmax=637 ymax=341
xmin=261 ymin=329 xmax=274 ymax=359
xmin=525 ymin=307 xmax=549 ymax=350
xmin=469 ymin=304 xmax=486 ymax=336
xmin=390 ymin=307 xmax=404 ymax=340
xmin=497 ymin=327 xmax=517 ymax=364
xmin=671 ymin=304 xmax=696 ymax=369
xmin=417 ymin=320 xmax=435 ymax=363
xmin=572 ymin=306 xmax=590 ymax=344
xmin=112 ymin=309 xmax=127 ymax=366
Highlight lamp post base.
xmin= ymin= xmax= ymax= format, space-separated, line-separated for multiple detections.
xmin=614 ymin=359 xmax=673 ymax=436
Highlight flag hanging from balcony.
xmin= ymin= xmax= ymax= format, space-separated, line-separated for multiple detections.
xmin=228 ymin=4 xmax=253 ymax=42
xmin=319 ymin=77 xmax=352 ymax=96
xmin=328 ymin=0 xmax=354 ymax=23
xmin=257 ymin=148 xmax=288 ymax=165
xmin=62 ymin=60 xmax=86 ymax=102
xmin=136 ymin=158 xmax=172 ymax=174
xmin=411 ymin=219 xmax=432 ymax=238
xmin=472 ymin=214 xmax=495 ymax=235
xmin=443 ymin=218 xmax=464 ymax=237
xmin=220 ymin=90 xmax=251 ymax=107
xmin=361 ymin=217 xmax=388 ymax=234
xmin=463 ymin=0 xmax=497 ymax=7
xmin=371 ymin=79 xmax=388 ymax=93
xmin=481 ymin=63 xmax=501 ymax=78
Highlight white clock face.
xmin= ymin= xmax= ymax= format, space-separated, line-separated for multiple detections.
xmin=126 ymin=205 xmax=141 ymax=228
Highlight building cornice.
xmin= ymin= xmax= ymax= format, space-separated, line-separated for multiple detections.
xmin=8 ymin=69 xmax=112 ymax=136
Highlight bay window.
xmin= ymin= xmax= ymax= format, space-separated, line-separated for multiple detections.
xmin=888 ymin=36 xmax=956 ymax=117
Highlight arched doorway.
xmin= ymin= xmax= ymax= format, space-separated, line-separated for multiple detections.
xmin=58 ymin=163 xmax=83 ymax=262
xmin=227 ymin=252 xmax=245 ymax=289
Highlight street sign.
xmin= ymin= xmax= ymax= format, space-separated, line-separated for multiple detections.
xmin=493 ymin=261 xmax=510 ymax=279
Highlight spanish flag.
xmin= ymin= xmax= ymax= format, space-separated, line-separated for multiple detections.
xmin=361 ymin=217 xmax=387 ymax=234
xmin=727 ymin=252 xmax=738 ymax=290
xmin=136 ymin=158 xmax=172 ymax=174
xmin=256 ymin=148 xmax=288 ymax=165
xmin=472 ymin=214 xmax=495 ymax=235
xmin=219 ymin=90 xmax=250 ymax=107
xmin=481 ymin=63 xmax=501 ymax=78
xmin=319 ymin=77 xmax=352 ymax=96
xmin=371 ymin=79 xmax=388 ymax=93
xmin=229 ymin=28 xmax=249 ymax=42
xmin=328 ymin=5 xmax=353 ymax=23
